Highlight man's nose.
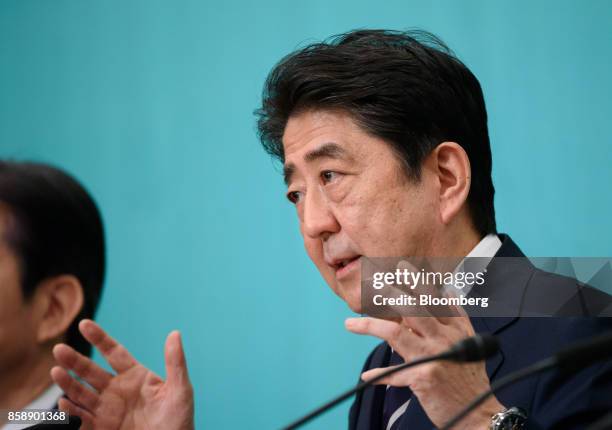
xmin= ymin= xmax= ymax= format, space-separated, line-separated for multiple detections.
xmin=302 ymin=188 xmax=340 ymax=240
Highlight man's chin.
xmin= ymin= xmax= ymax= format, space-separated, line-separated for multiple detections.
xmin=346 ymin=300 xmax=364 ymax=314
xmin=337 ymin=284 xmax=363 ymax=314
xmin=322 ymin=275 xmax=363 ymax=313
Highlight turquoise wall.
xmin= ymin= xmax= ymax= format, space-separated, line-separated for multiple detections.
xmin=1 ymin=1 xmax=611 ymax=428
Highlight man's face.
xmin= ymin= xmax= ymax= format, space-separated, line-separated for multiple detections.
xmin=282 ymin=110 xmax=440 ymax=312
xmin=0 ymin=209 xmax=38 ymax=373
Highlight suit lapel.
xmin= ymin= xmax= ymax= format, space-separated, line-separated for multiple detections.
xmin=354 ymin=343 xmax=392 ymax=430
xmin=471 ymin=317 xmax=506 ymax=379
xmin=471 ymin=234 xmax=534 ymax=379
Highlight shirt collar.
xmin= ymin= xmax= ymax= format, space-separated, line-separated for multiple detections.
xmin=1 ymin=384 xmax=64 ymax=430
xmin=466 ymin=233 xmax=502 ymax=260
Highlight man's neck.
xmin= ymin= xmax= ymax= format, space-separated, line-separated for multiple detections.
xmin=0 ymin=351 xmax=56 ymax=410
xmin=435 ymin=220 xmax=483 ymax=258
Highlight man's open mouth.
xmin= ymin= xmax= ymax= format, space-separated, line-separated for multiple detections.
xmin=333 ymin=256 xmax=360 ymax=270
xmin=330 ymin=255 xmax=362 ymax=279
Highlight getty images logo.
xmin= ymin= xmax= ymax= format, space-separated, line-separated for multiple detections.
xmin=371 ymin=267 xmax=487 ymax=290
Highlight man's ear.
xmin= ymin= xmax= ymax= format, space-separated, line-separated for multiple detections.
xmin=431 ymin=142 xmax=471 ymax=225
xmin=31 ymin=275 xmax=84 ymax=344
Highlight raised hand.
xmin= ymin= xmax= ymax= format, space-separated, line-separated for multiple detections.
xmin=345 ymin=315 xmax=504 ymax=429
xmin=348 ymin=258 xmax=503 ymax=429
xmin=51 ymin=320 xmax=194 ymax=430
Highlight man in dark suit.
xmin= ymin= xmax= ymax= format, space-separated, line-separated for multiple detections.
xmin=0 ymin=161 xmax=105 ymax=430
xmin=349 ymin=234 xmax=612 ymax=429
xmin=48 ymin=29 xmax=612 ymax=429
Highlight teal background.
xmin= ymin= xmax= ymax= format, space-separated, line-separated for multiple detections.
xmin=1 ymin=1 xmax=611 ymax=428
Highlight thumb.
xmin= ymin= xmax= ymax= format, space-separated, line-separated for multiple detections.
xmin=164 ymin=330 xmax=192 ymax=390
xmin=361 ymin=365 xmax=411 ymax=387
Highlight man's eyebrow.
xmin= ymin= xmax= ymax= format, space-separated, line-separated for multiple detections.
xmin=304 ymin=142 xmax=349 ymax=163
xmin=283 ymin=142 xmax=351 ymax=186
xmin=283 ymin=164 xmax=295 ymax=186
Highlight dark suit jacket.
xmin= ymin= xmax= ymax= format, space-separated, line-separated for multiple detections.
xmin=349 ymin=234 xmax=612 ymax=430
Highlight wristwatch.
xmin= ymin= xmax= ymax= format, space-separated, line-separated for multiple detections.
xmin=489 ymin=406 xmax=528 ymax=429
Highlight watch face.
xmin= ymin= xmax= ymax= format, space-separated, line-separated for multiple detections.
xmin=493 ymin=407 xmax=527 ymax=430
xmin=503 ymin=416 xmax=524 ymax=430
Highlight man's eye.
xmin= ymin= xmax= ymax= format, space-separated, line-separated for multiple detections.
xmin=286 ymin=191 xmax=302 ymax=204
xmin=321 ymin=170 xmax=339 ymax=183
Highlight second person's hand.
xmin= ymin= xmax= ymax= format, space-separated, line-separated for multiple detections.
xmin=51 ymin=319 xmax=195 ymax=430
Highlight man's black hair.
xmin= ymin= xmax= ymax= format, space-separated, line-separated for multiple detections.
xmin=256 ymin=29 xmax=496 ymax=235
xmin=0 ymin=161 xmax=105 ymax=356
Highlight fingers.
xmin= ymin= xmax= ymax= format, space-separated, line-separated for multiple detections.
xmin=79 ymin=319 xmax=139 ymax=373
xmin=346 ymin=317 xmax=446 ymax=363
xmin=53 ymin=344 xmax=112 ymax=391
xmin=58 ymin=397 xmax=95 ymax=429
xmin=345 ymin=317 xmax=401 ymax=339
xmin=165 ymin=331 xmax=192 ymax=390
xmin=51 ymin=366 xmax=100 ymax=412
xmin=345 ymin=317 xmax=420 ymax=353
xmin=361 ymin=365 xmax=411 ymax=387
xmin=58 ymin=397 xmax=95 ymax=430
xmin=397 ymin=258 xmax=469 ymax=323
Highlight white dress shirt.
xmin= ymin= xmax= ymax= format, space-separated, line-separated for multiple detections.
xmin=448 ymin=233 xmax=503 ymax=297
xmin=466 ymin=233 xmax=502 ymax=263
xmin=1 ymin=384 xmax=63 ymax=430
